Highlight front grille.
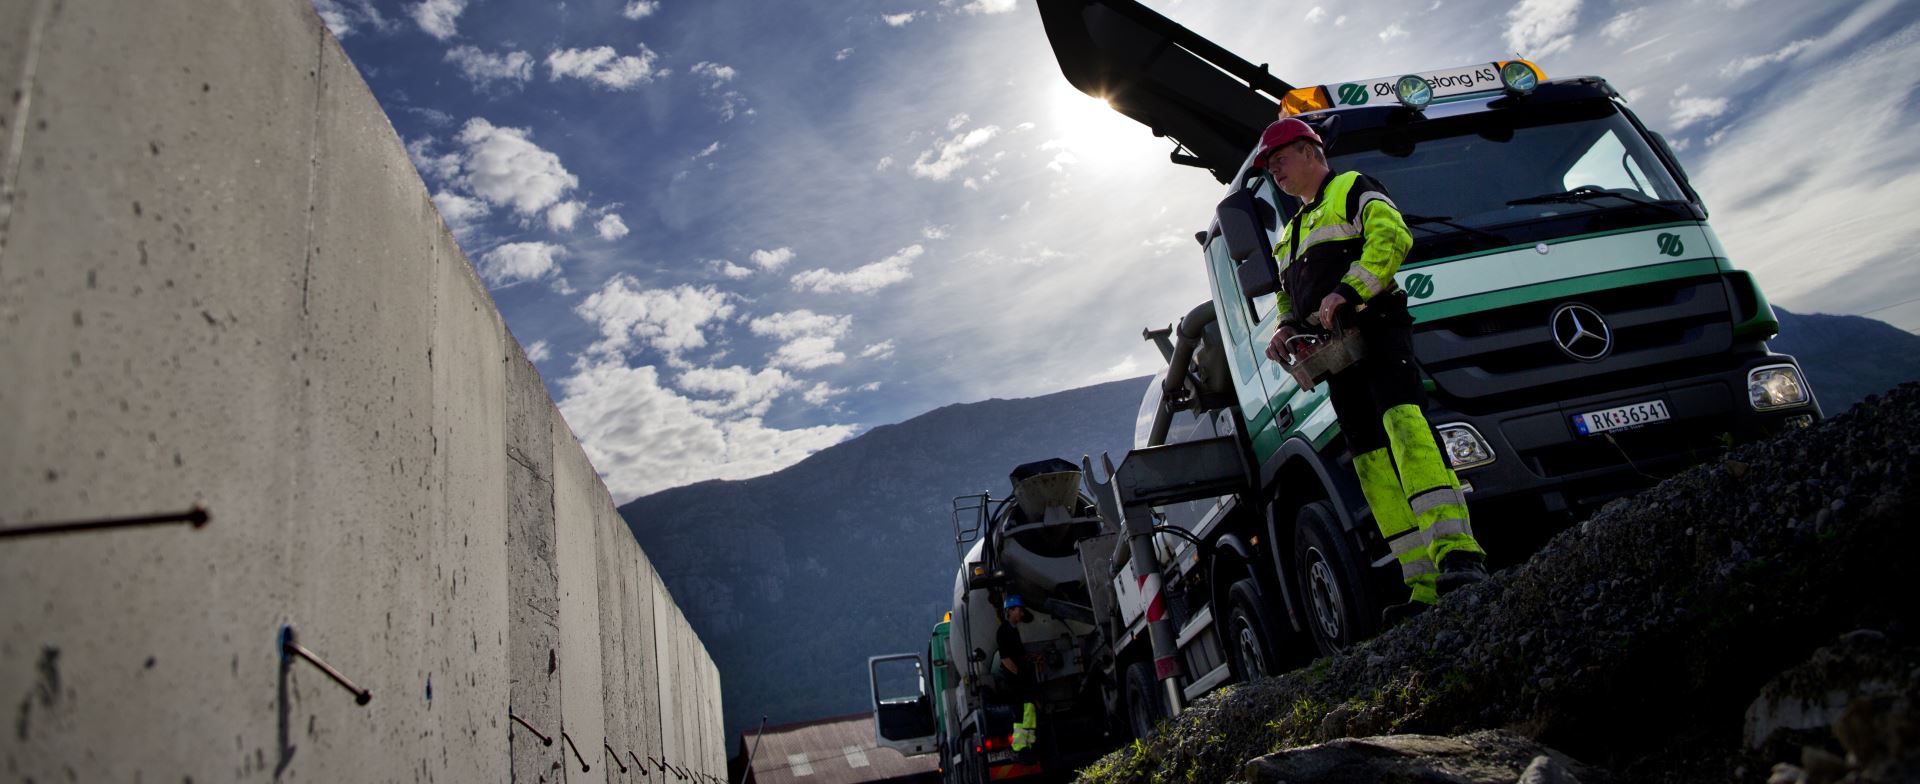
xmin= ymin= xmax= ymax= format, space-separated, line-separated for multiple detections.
xmin=1525 ymin=419 xmax=1729 ymax=478
xmin=1416 ymin=276 xmax=1733 ymax=407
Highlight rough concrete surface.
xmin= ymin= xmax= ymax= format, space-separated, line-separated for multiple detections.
xmin=0 ymin=2 xmax=725 ymax=781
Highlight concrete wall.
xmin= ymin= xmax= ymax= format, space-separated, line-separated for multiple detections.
xmin=0 ymin=1 xmax=727 ymax=781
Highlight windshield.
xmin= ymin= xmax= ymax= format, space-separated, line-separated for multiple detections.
xmin=1326 ymin=100 xmax=1691 ymax=263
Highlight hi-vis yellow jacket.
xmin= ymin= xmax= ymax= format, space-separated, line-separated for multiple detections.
xmin=1270 ymin=170 xmax=1414 ymax=327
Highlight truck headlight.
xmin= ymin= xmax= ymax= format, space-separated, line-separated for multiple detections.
xmin=1748 ymin=365 xmax=1809 ymax=411
xmin=1436 ymin=423 xmax=1495 ymax=470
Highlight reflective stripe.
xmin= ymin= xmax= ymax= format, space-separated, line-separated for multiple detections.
xmin=1302 ymin=221 xmax=1361 ymax=250
xmin=1409 ymin=487 xmax=1468 ymax=519
xmin=1425 ymin=517 xmax=1474 ymax=541
xmin=1386 ymin=531 xmax=1426 ymax=560
xmin=1356 ymin=190 xmax=1397 ymax=215
xmin=1344 ymin=263 xmax=1387 ymax=297
xmin=1400 ymin=558 xmax=1436 ymax=582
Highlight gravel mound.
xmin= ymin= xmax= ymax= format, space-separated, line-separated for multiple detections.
xmin=1078 ymin=383 xmax=1919 ymax=783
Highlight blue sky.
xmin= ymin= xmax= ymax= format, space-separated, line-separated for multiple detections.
xmin=316 ymin=0 xmax=1920 ymax=501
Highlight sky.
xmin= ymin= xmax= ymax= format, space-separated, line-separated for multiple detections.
xmin=315 ymin=0 xmax=1920 ymax=502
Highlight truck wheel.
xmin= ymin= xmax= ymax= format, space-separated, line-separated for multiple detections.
xmin=1123 ymin=661 xmax=1166 ymax=741
xmin=1293 ymin=500 xmax=1376 ymax=657
xmin=1225 ymin=578 xmax=1282 ymax=683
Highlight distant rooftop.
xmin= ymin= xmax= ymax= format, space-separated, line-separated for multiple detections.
xmin=737 ymin=713 xmax=937 ymax=784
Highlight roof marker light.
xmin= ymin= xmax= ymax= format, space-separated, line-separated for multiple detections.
xmin=1499 ymin=61 xmax=1539 ymax=95
xmin=1394 ymin=75 xmax=1433 ymax=109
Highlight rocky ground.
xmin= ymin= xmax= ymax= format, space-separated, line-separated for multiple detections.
xmin=1077 ymin=384 xmax=1920 ymax=784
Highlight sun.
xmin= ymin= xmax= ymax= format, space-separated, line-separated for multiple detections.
xmin=1046 ymin=80 xmax=1160 ymax=170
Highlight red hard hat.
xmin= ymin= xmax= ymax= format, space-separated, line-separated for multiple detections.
xmin=1253 ymin=118 xmax=1323 ymax=167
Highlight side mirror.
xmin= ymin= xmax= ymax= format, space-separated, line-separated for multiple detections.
xmin=1218 ymin=188 xmax=1281 ymax=297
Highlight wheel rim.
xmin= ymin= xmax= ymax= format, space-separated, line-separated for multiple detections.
xmin=1305 ymin=546 xmax=1345 ymax=645
xmin=1232 ymin=615 xmax=1267 ymax=679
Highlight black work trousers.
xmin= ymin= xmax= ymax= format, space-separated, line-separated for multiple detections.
xmin=1324 ymin=292 xmax=1426 ymax=455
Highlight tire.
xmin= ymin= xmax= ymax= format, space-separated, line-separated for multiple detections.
xmin=1292 ymin=500 xmax=1378 ymax=657
xmin=1122 ymin=661 xmax=1166 ymax=741
xmin=1224 ymin=578 xmax=1284 ymax=683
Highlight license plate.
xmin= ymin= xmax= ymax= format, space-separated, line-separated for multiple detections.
xmin=1572 ymin=399 xmax=1670 ymax=436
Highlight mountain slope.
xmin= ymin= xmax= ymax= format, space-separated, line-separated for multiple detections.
xmin=1771 ymin=307 xmax=1920 ymax=413
xmin=620 ymin=377 xmax=1149 ymax=733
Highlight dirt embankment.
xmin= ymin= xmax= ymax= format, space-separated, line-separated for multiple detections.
xmin=1079 ymin=384 xmax=1920 ymax=784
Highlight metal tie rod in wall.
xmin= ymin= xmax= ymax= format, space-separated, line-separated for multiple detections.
xmin=0 ymin=504 xmax=209 ymax=540
xmin=604 ymin=740 xmax=628 ymax=773
xmin=629 ymin=750 xmax=649 ymax=775
xmin=508 ymin=710 xmax=554 ymax=746
xmin=562 ymin=730 xmax=591 ymax=772
xmin=279 ymin=626 xmax=371 ymax=705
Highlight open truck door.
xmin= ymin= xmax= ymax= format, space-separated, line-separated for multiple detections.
xmin=868 ymin=653 xmax=938 ymax=757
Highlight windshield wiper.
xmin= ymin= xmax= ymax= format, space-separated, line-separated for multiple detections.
xmin=1507 ymin=185 xmax=1656 ymax=208
xmin=1401 ymin=213 xmax=1507 ymax=244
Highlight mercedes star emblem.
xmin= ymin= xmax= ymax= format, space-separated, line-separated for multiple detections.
xmin=1550 ymin=303 xmax=1612 ymax=361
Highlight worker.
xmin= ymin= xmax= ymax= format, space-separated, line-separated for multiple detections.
xmin=997 ymin=594 xmax=1038 ymax=756
xmin=1255 ymin=117 xmax=1488 ymax=624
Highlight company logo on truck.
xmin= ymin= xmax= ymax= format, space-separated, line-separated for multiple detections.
xmin=1405 ymin=273 xmax=1436 ymax=300
xmin=1656 ymin=232 xmax=1685 ymax=257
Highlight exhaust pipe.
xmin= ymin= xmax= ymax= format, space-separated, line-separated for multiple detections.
xmin=1148 ymin=301 xmax=1218 ymax=446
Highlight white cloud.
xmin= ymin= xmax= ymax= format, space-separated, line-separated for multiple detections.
xmin=445 ymin=46 xmax=533 ymax=87
xmin=749 ymin=309 xmax=853 ymax=370
xmin=555 ymin=360 xmax=857 ymax=502
xmin=960 ymin=0 xmax=1016 ymax=13
xmin=478 ymin=241 xmax=564 ymax=286
xmin=768 ymin=336 xmax=846 ymax=370
xmin=524 ymin=340 xmax=551 ymax=363
xmin=1379 ymin=23 xmax=1408 ymax=43
xmin=1669 ymin=95 xmax=1730 ymax=129
xmin=802 ymin=382 xmax=846 ymax=406
xmin=675 ymin=365 xmax=796 ymax=416
xmin=876 ymin=156 xmax=895 ymax=171
xmin=947 ymin=113 xmax=971 ymax=131
xmin=695 ymin=141 xmax=723 ymax=158
xmin=431 ymin=190 xmax=489 ymax=238
xmin=750 ymin=247 xmax=796 ymax=271
xmin=859 ymin=340 xmax=896 ymax=360
xmin=406 ymin=136 xmax=462 ymax=181
xmin=709 ymin=259 xmax=754 ymax=279
xmin=1695 ymin=18 xmax=1920 ymax=328
xmin=313 ymin=0 xmax=396 ymax=38
xmin=1334 ymin=14 xmax=1347 ymax=26
xmin=410 ymin=0 xmax=465 ymax=39
xmin=1600 ymin=8 xmax=1643 ymax=43
xmin=1304 ymin=6 xmax=1326 ymax=23
xmin=548 ymin=45 xmax=666 ymax=89
xmin=911 ymin=125 xmax=1002 ymax=181
xmin=747 ymin=309 xmax=852 ymax=341
xmin=595 ymin=213 xmax=630 ymax=240
xmin=546 ymin=200 xmax=584 ymax=231
xmin=790 ymin=245 xmax=922 ymax=294
xmin=622 ymin=0 xmax=659 ymax=19
xmin=858 ymin=381 xmax=881 ymax=393
xmin=691 ymin=61 xmax=737 ymax=83
xmin=1504 ymin=0 xmax=1581 ymax=58
xmin=577 ymin=277 xmax=736 ymax=359
xmin=1721 ymin=38 xmax=1816 ymax=78
xmin=882 ymin=12 xmax=918 ymax=26
xmin=922 ymin=225 xmax=949 ymax=240
xmin=453 ymin=119 xmax=579 ymax=216
xmin=835 ymin=48 xmax=855 ymax=61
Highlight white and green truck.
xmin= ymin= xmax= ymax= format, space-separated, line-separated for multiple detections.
xmin=1033 ymin=0 xmax=1823 ymax=707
